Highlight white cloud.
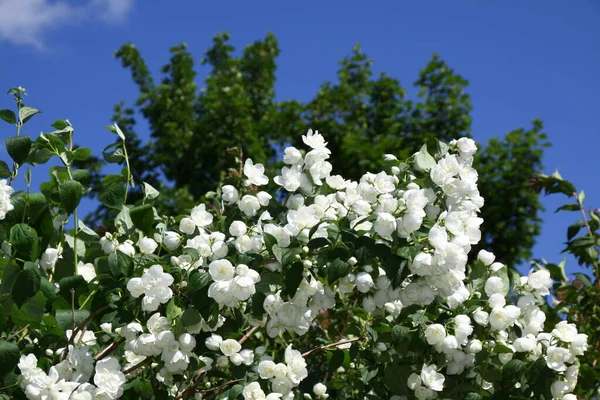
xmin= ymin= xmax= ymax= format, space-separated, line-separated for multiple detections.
xmin=0 ymin=0 xmax=134 ymax=50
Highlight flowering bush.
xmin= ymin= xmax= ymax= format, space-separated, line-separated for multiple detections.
xmin=0 ymin=88 xmax=588 ymax=399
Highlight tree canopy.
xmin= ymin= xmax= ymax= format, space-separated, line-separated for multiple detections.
xmin=86 ymin=32 xmax=549 ymax=268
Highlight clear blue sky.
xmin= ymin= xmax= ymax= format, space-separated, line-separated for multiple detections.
xmin=1 ymin=0 xmax=598 ymax=277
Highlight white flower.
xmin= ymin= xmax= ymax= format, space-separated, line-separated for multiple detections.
xmin=455 ymin=137 xmax=477 ymax=156
xmin=484 ymin=276 xmax=506 ymax=296
xmin=239 ymin=195 xmax=261 ymax=216
xmin=425 ymin=324 xmax=446 ymax=345
xmin=275 ymin=165 xmax=302 ymax=192
xmin=126 ymin=265 xmax=174 ymax=311
xmin=209 ymin=259 xmax=235 ymax=281
xmin=191 ymin=204 xmax=213 ymax=227
xmin=374 ymin=212 xmax=396 ymax=238
xmin=244 ymin=159 xmax=269 ymax=186
xmin=78 ymin=261 xmax=96 ymax=283
xmin=546 ymin=346 xmax=572 ymax=372
xmin=420 ymin=364 xmax=444 ymax=391
xmin=94 ymin=357 xmax=126 ymax=399
xmin=117 ymin=240 xmax=135 ymax=257
xmin=100 ymin=323 xmax=112 ymax=334
xmin=139 ymin=237 xmax=158 ymax=254
xmin=219 ymin=339 xmax=241 ymax=356
xmin=179 ymin=217 xmax=196 ymax=234
xmin=313 ymin=382 xmax=328 ymax=397
xmin=40 ymin=247 xmax=60 ymax=271
xmin=477 ymin=249 xmax=495 ymax=266
xmin=222 ymin=185 xmax=239 ymax=204
xmin=229 ymin=220 xmax=247 ymax=237
xmin=205 ymin=334 xmax=223 ymax=351
xmin=163 ymin=231 xmax=181 ymax=251
xmin=489 ymin=304 xmax=520 ymax=331
xmin=0 ymin=179 xmax=15 ymax=219
xmin=243 ymin=382 xmax=266 ymax=400
xmin=527 ymin=269 xmax=553 ymax=296
xmin=355 ymin=272 xmax=374 ymax=293
xmin=552 ymin=321 xmax=578 ymax=343
xmin=302 ymin=129 xmax=329 ymax=150
xmin=283 ymin=146 xmax=303 ymax=164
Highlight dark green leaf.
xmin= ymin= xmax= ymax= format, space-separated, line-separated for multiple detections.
xmin=188 ymin=270 xmax=212 ymax=293
xmin=0 ymin=161 xmax=11 ymax=178
xmin=282 ymin=261 xmax=304 ymax=298
xmin=130 ymin=204 xmax=154 ymax=236
xmin=58 ymin=179 xmax=84 ymax=214
xmin=328 ymin=349 xmax=345 ymax=373
xmin=272 ymin=245 xmax=301 ymax=267
xmin=327 ymin=258 xmax=350 ymax=284
xmin=227 ymin=384 xmax=244 ymax=400
xmin=6 ymin=135 xmax=32 ymax=165
xmin=0 ymin=340 xmax=20 ymax=377
xmin=555 ymin=204 xmax=580 ymax=212
xmin=56 ymin=309 xmax=90 ymax=332
xmin=72 ymin=147 xmax=92 ymax=161
xmin=11 ymin=261 xmax=41 ymax=308
xmin=181 ymin=308 xmax=202 ymax=326
xmin=108 ymin=251 xmax=132 ymax=279
xmin=391 ymin=325 xmax=409 ymax=344
xmin=9 ymin=223 xmax=38 ymax=261
xmin=307 ymin=237 xmax=331 ymax=249
xmin=0 ymin=109 xmax=16 ymax=124
xmin=502 ymin=359 xmax=527 ymax=383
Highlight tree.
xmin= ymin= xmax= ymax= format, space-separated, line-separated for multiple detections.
xmin=89 ymin=32 xmax=548 ymax=268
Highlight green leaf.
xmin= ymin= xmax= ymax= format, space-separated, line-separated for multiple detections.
xmin=58 ymin=179 xmax=84 ymax=214
xmin=0 ymin=161 xmax=11 ymax=178
xmin=11 ymin=261 xmax=41 ymax=308
xmin=391 ymin=325 xmax=409 ymax=344
xmin=544 ymin=261 xmax=568 ymax=282
xmin=130 ymin=204 xmax=154 ymax=236
xmin=56 ymin=309 xmax=90 ymax=332
xmin=99 ymin=175 xmax=126 ymax=209
xmin=188 ymin=270 xmax=212 ymax=293
xmin=0 ymin=109 xmax=16 ymax=124
xmin=328 ymin=258 xmax=350 ymax=284
xmin=464 ymin=393 xmax=483 ymax=400
xmin=108 ymin=251 xmax=132 ymax=279
xmin=166 ymin=299 xmax=182 ymax=320
xmin=9 ymin=223 xmax=38 ymax=261
xmin=494 ymin=343 xmax=514 ymax=354
xmin=282 ymin=261 xmax=304 ymax=298
xmin=72 ymin=147 xmax=92 ymax=161
xmin=502 ymin=359 xmax=527 ymax=383
xmin=6 ymin=135 xmax=32 ymax=165
xmin=555 ymin=204 xmax=580 ymax=212
xmin=307 ymin=237 xmax=331 ymax=249
xmin=102 ymin=142 xmax=125 ymax=164
xmin=272 ymin=245 xmax=301 ymax=267
xmin=413 ymin=144 xmax=436 ymax=172
xmin=181 ymin=308 xmax=202 ymax=327
xmin=567 ymin=221 xmax=583 ymax=241
xmin=11 ymin=291 xmax=46 ymax=328
xmin=227 ymin=384 xmax=244 ymax=400
xmin=19 ymin=106 xmax=41 ymax=124
xmin=0 ymin=340 xmax=20 ymax=377
xmin=142 ymin=182 xmax=159 ymax=200
xmin=328 ymin=349 xmax=345 ymax=373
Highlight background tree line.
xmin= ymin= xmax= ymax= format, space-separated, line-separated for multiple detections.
xmin=80 ymin=31 xmax=549 ymax=269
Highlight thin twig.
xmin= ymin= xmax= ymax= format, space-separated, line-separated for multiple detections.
xmin=7 ymin=324 xmax=30 ymax=341
xmin=95 ymin=338 xmax=125 ymax=361
xmin=302 ymin=336 xmax=364 ymax=357
xmin=239 ymin=325 xmax=260 ymax=344
xmin=123 ymin=357 xmax=152 ymax=375
xmin=61 ymin=305 xmax=111 ymax=360
xmin=573 ymin=191 xmax=600 ymax=280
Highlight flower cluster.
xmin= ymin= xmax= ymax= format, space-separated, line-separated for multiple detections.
xmin=9 ymin=130 xmax=588 ymax=400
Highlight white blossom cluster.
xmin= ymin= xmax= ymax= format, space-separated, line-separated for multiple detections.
xmin=18 ymin=352 xmax=125 ymax=400
xmin=0 ymin=178 xmax=14 ymax=220
xmin=12 ymin=130 xmax=589 ymax=399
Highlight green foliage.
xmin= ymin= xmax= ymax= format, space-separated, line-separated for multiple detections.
xmin=531 ymin=172 xmax=600 ymax=399
xmin=78 ymin=33 xmax=548 ymax=270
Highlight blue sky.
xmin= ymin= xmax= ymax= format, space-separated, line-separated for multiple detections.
xmin=0 ymin=0 xmax=598 ymax=276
